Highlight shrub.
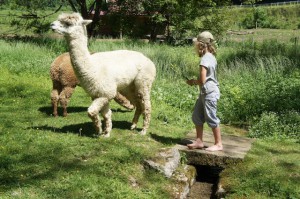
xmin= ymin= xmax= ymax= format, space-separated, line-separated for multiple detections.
xmin=217 ymin=38 xmax=300 ymax=129
xmin=248 ymin=112 xmax=280 ymax=138
xmin=241 ymin=7 xmax=269 ymax=29
xmin=249 ymin=111 xmax=300 ymax=140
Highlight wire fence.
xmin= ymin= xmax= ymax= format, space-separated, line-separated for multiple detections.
xmin=225 ymin=0 xmax=300 ymax=8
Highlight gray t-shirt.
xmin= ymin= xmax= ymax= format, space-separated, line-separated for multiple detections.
xmin=199 ymin=52 xmax=220 ymax=100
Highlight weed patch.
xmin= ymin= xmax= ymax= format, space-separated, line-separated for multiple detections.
xmin=0 ymin=36 xmax=299 ymax=198
xmin=220 ymin=139 xmax=300 ymax=198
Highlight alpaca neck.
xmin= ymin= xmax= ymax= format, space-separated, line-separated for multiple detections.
xmin=67 ymin=36 xmax=93 ymax=76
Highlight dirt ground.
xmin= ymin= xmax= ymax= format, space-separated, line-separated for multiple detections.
xmin=188 ymin=182 xmax=215 ymax=199
xmin=187 ymin=165 xmax=222 ymax=199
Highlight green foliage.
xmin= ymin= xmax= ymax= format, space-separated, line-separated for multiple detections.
xmin=0 ymin=32 xmax=300 ymax=197
xmin=221 ymin=139 xmax=300 ymax=198
xmin=1 ymin=1 xmax=231 ymax=41
xmin=7 ymin=0 xmax=64 ymax=10
xmin=0 ymin=39 xmax=190 ymax=198
xmin=88 ymin=35 xmax=300 ymax=141
xmin=249 ymin=111 xmax=300 ymax=140
xmin=223 ymin=4 xmax=300 ymax=30
xmin=215 ymin=37 xmax=300 ymax=140
xmin=241 ymin=7 xmax=280 ymax=29
xmin=219 ymin=72 xmax=300 ymax=125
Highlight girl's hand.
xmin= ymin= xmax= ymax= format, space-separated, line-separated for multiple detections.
xmin=186 ymin=79 xmax=197 ymax=86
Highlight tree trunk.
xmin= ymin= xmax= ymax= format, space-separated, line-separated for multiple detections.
xmin=89 ymin=0 xmax=102 ymax=38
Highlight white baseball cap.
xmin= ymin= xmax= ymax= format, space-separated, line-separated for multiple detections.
xmin=194 ymin=31 xmax=214 ymax=44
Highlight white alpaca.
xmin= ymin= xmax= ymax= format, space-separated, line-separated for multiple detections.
xmin=50 ymin=13 xmax=156 ymax=137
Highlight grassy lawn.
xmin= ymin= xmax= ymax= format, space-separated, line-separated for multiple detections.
xmin=0 ymin=66 xmax=182 ymax=198
xmin=0 ymin=27 xmax=299 ymax=198
xmin=221 ymin=139 xmax=300 ymax=198
xmin=224 ymin=29 xmax=300 ymax=43
xmin=0 ymin=38 xmax=194 ymax=198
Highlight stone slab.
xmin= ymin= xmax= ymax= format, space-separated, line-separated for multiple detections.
xmin=175 ymin=131 xmax=254 ymax=167
xmin=144 ymin=147 xmax=180 ymax=178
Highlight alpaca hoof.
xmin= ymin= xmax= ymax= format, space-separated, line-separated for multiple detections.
xmin=101 ymin=131 xmax=110 ymax=138
xmin=139 ymin=129 xmax=147 ymax=135
xmin=63 ymin=109 xmax=68 ymax=117
xmin=130 ymin=124 xmax=137 ymax=130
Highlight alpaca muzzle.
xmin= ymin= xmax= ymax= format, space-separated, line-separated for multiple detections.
xmin=50 ymin=22 xmax=61 ymax=32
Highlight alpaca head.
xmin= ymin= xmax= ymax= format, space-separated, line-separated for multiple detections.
xmin=50 ymin=13 xmax=92 ymax=38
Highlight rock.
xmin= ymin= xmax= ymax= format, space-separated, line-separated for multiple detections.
xmin=175 ymin=131 xmax=254 ymax=168
xmin=171 ymin=165 xmax=197 ymax=199
xmin=215 ymin=183 xmax=226 ymax=199
xmin=144 ymin=147 xmax=180 ymax=178
xmin=144 ymin=147 xmax=197 ymax=199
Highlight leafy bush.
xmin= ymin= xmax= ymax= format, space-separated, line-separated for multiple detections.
xmin=249 ymin=111 xmax=300 ymax=140
xmin=248 ymin=112 xmax=280 ymax=139
xmin=217 ymin=39 xmax=300 ymax=138
xmin=224 ymin=5 xmax=300 ymax=30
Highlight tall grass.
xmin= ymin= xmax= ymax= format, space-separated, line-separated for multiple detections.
xmin=216 ymin=38 xmax=300 ymax=198
xmin=217 ymin=39 xmax=300 ymax=140
xmin=0 ymin=35 xmax=299 ymax=198
xmin=2 ymin=35 xmax=299 ymax=140
xmin=222 ymin=4 xmax=300 ymax=30
xmin=220 ymin=138 xmax=300 ymax=198
xmin=0 ymin=38 xmax=186 ymax=198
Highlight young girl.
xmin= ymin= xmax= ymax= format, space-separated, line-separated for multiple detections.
xmin=186 ymin=31 xmax=223 ymax=151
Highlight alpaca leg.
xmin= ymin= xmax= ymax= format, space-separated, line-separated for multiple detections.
xmin=51 ymin=81 xmax=62 ymax=117
xmin=100 ymin=104 xmax=112 ymax=137
xmin=140 ymin=91 xmax=152 ymax=135
xmin=114 ymin=92 xmax=134 ymax=110
xmin=88 ymin=97 xmax=109 ymax=136
xmin=131 ymin=104 xmax=142 ymax=130
xmin=135 ymin=86 xmax=152 ymax=135
xmin=59 ymin=86 xmax=75 ymax=117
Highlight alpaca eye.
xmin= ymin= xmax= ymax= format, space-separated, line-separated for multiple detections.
xmin=63 ymin=21 xmax=72 ymax=27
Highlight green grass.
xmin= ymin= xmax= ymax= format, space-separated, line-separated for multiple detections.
xmin=0 ymin=69 xmax=180 ymax=198
xmin=222 ymin=4 xmax=300 ymax=30
xmin=220 ymin=139 xmax=300 ymax=198
xmin=0 ymin=38 xmax=194 ymax=198
xmin=0 ymin=32 xmax=299 ymax=198
xmin=222 ymin=29 xmax=300 ymax=44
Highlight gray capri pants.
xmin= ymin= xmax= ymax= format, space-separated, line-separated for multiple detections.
xmin=192 ymin=93 xmax=220 ymax=128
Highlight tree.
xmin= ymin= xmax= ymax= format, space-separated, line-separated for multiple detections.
xmin=5 ymin=0 xmax=106 ymax=36
xmin=241 ymin=0 xmax=262 ymax=5
xmin=142 ymin=0 xmax=231 ymax=43
xmin=5 ymin=0 xmax=66 ymax=34
xmin=104 ymin=0 xmax=147 ymax=38
xmin=66 ymin=0 xmax=107 ymax=37
xmin=4 ymin=0 xmax=235 ymax=41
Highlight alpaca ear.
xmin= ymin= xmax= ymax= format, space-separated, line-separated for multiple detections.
xmin=82 ymin=20 xmax=93 ymax=26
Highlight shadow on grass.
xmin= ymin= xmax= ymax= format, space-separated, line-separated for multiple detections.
xmin=0 ymin=152 xmax=89 ymax=192
xmin=30 ymin=123 xmax=95 ymax=137
xmin=38 ymin=106 xmax=87 ymax=116
xmin=0 ymin=143 xmax=115 ymax=194
xmin=149 ymin=133 xmax=183 ymax=145
xmin=38 ymin=106 xmax=133 ymax=116
xmin=111 ymin=108 xmax=134 ymax=113
xmin=29 ymin=120 xmax=133 ymax=138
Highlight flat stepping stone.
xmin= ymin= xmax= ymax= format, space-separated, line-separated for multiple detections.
xmin=175 ymin=131 xmax=254 ymax=167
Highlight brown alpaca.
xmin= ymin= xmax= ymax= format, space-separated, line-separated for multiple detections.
xmin=50 ymin=52 xmax=134 ymax=117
